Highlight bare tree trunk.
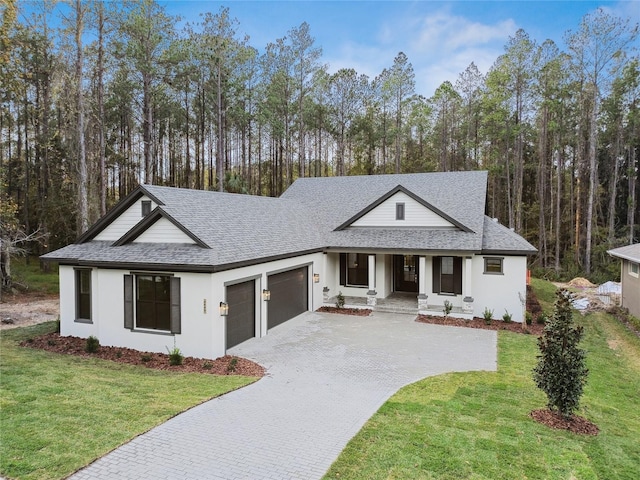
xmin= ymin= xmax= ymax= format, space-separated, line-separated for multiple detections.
xmin=629 ymin=146 xmax=637 ymax=244
xmin=97 ymin=0 xmax=106 ymax=215
xmin=585 ymin=89 xmax=598 ymax=275
xmin=607 ymin=129 xmax=621 ymax=244
xmin=76 ymin=0 xmax=88 ymax=233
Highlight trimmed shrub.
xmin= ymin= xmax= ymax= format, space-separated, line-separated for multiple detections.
xmin=85 ymin=336 xmax=100 ymax=353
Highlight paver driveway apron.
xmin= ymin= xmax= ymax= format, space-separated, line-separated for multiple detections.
xmin=70 ymin=311 xmax=497 ymax=480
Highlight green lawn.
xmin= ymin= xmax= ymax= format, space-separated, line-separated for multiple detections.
xmin=0 ymin=322 xmax=258 ymax=480
xmin=324 ymin=285 xmax=640 ymax=479
xmin=6 ymin=257 xmax=59 ymax=295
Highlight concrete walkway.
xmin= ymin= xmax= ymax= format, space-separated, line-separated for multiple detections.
xmin=70 ymin=311 xmax=496 ymax=480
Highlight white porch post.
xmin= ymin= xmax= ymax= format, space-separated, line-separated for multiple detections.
xmin=418 ymin=255 xmax=428 ymax=313
xmin=463 ymin=256 xmax=474 ymax=314
xmin=322 ymin=252 xmax=330 ymax=303
xmin=367 ymin=254 xmax=377 ymax=306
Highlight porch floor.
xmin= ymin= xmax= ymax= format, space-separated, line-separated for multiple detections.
xmin=324 ymin=292 xmax=473 ymax=319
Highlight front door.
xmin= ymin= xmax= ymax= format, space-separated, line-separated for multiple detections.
xmin=394 ymin=255 xmax=418 ymax=293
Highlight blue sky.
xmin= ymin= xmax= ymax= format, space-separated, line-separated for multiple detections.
xmin=162 ymin=0 xmax=639 ymax=97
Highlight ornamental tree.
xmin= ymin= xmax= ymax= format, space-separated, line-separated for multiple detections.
xmin=532 ymin=289 xmax=589 ymax=418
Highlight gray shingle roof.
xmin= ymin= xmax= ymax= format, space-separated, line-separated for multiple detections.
xmin=608 ymin=243 xmax=640 ymax=263
xmin=481 ymin=216 xmax=537 ymax=254
xmin=42 ymin=171 xmax=537 ymax=269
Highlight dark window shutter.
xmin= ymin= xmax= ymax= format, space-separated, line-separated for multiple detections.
xmin=339 ymin=253 xmax=346 ymax=286
xmin=170 ymin=277 xmax=181 ymax=334
xmin=453 ymin=257 xmax=463 ymax=295
xmin=124 ymin=274 xmax=133 ymax=329
xmin=432 ymin=257 xmax=441 ymax=293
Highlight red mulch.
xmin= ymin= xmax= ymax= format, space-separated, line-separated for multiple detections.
xmin=316 ymin=306 xmax=372 ymax=316
xmin=530 ymin=409 xmax=599 ymax=435
xmin=20 ymin=333 xmax=265 ymax=377
xmin=416 ymin=315 xmax=544 ymax=335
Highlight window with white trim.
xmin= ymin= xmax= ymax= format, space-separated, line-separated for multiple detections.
xmin=630 ymin=261 xmax=639 ymax=277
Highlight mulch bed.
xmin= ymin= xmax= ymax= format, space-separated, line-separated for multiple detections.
xmin=316 ymin=306 xmax=372 ymax=316
xmin=20 ymin=333 xmax=265 ymax=377
xmin=416 ymin=315 xmax=545 ymax=335
xmin=530 ymin=409 xmax=599 ymax=435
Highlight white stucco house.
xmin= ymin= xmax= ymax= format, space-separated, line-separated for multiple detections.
xmin=42 ymin=171 xmax=536 ymax=359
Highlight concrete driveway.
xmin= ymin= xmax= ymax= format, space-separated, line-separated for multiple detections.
xmin=70 ymin=311 xmax=496 ymax=480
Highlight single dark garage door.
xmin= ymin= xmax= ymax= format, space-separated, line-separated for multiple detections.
xmin=268 ymin=267 xmax=308 ymax=329
xmin=226 ymin=280 xmax=255 ymax=349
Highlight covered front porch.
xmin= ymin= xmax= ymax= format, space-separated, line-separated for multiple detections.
xmin=323 ymin=292 xmax=474 ymax=320
xmin=322 ymin=251 xmax=476 ymax=320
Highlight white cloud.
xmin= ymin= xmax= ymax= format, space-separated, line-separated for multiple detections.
xmin=410 ymin=12 xmax=517 ymax=52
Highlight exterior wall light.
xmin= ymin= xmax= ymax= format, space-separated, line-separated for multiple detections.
xmin=219 ymin=301 xmax=229 ymax=316
xmin=262 ymin=289 xmax=271 ymax=301
xmin=313 ymin=273 xmax=320 ymax=283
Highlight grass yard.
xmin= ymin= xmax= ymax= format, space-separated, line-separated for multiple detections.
xmin=0 ymin=322 xmax=258 ymax=480
xmin=324 ymin=282 xmax=640 ymax=479
xmin=6 ymin=257 xmax=59 ymax=295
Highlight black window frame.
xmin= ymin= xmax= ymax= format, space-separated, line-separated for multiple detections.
xmin=483 ymin=257 xmax=504 ymax=275
xmin=141 ymin=200 xmax=151 ymax=217
xmin=396 ymin=202 xmax=405 ymax=220
xmin=75 ymin=268 xmax=92 ymax=323
xmin=339 ymin=253 xmax=369 ymax=287
xmin=124 ymin=273 xmax=181 ymax=334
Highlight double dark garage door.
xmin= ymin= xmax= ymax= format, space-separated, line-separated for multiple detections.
xmin=226 ymin=267 xmax=309 ymax=349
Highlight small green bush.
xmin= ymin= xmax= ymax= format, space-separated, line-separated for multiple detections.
xmin=166 ymin=345 xmax=183 ymax=366
xmin=537 ymin=312 xmax=548 ymax=325
xmin=227 ymin=356 xmax=238 ymax=373
xmin=85 ymin=336 xmax=100 ymax=353
xmin=482 ymin=307 xmax=493 ymax=325
xmin=443 ymin=300 xmax=453 ymax=317
xmin=141 ymin=354 xmax=152 ymax=363
xmin=502 ymin=310 xmax=513 ymax=323
xmin=336 ymin=291 xmax=345 ymax=309
xmin=525 ymin=311 xmax=533 ymax=325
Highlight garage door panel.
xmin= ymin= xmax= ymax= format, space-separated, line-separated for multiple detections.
xmin=226 ymin=280 xmax=255 ymax=349
xmin=268 ymin=267 xmax=308 ymax=329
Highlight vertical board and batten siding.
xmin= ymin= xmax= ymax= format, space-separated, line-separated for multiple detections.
xmin=133 ymin=217 xmax=195 ymax=244
xmin=94 ymin=196 xmax=156 ymax=241
xmin=350 ymin=192 xmax=454 ymax=228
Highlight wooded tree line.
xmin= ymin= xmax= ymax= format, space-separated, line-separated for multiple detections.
xmin=0 ymin=0 xmax=638 ymax=283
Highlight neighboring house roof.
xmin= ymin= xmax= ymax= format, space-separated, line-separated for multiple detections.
xmin=42 ymin=171 xmax=537 ymax=270
xmin=608 ymin=243 xmax=640 ymax=263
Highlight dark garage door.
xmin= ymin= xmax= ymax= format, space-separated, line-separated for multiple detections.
xmin=268 ymin=267 xmax=308 ymax=329
xmin=226 ymin=280 xmax=255 ymax=349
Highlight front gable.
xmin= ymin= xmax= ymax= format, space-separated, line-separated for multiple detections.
xmin=93 ymin=195 xmax=159 ymax=242
xmin=113 ymin=208 xmax=209 ymax=248
xmin=335 ymin=185 xmax=473 ymax=232
xmin=77 ymin=185 xmax=165 ymax=243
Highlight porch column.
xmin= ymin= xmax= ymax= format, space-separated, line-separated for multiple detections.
xmin=418 ymin=256 xmax=428 ymax=313
xmin=322 ymin=253 xmax=330 ymax=303
xmin=367 ymin=254 xmax=377 ymax=306
xmin=463 ymin=256 xmax=474 ymax=314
